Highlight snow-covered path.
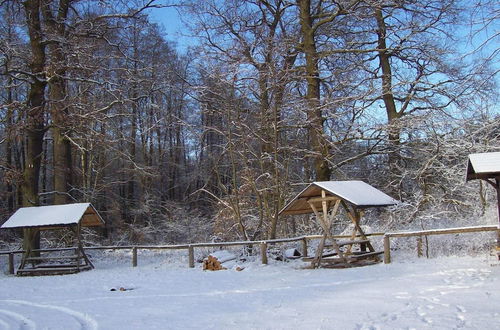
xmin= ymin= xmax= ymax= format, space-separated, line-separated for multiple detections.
xmin=1 ymin=255 xmax=499 ymax=329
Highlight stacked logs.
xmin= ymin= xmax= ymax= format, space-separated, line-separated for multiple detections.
xmin=202 ymin=250 xmax=237 ymax=271
xmin=203 ymin=255 xmax=227 ymax=271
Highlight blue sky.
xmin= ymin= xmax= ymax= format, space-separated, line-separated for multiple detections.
xmin=148 ymin=6 xmax=195 ymax=52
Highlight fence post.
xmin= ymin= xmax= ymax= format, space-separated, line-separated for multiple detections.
xmin=188 ymin=245 xmax=195 ymax=268
xmin=8 ymin=253 xmax=14 ymax=274
xmin=260 ymin=242 xmax=268 ymax=265
xmin=383 ymin=235 xmax=391 ymax=264
xmin=301 ymin=237 xmax=308 ymax=257
xmin=417 ymin=236 xmax=423 ymax=258
xmin=496 ymin=230 xmax=500 ymax=260
xmin=132 ymin=247 xmax=137 ymax=267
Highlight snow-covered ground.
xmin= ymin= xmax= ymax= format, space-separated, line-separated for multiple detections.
xmin=1 ymin=252 xmax=500 ymax=330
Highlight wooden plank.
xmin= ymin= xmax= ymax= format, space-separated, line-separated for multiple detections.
xmin=335 ymin=239 xmax=369 ymax=247
xmin=348 ymin=251 xmax=383 ymax=260
xmin=317 ymin=257 xmax=349 ymax=264
xmin=16 ymin=265 xmax=92 ymax=276
xmin=24 ymin=256 xmax=80 ymax=261
xmin=385 ymin=225 xmax=499 ymax=238
xmin=30 ymin=263 xmax=84 ymax=269
xmin=303 ymin=233 xmax=385 ymax=240
xmin=17 ymin=267 xmax=80 ymax=272
xmin=306 ymin=196 xmax=341 ymax=204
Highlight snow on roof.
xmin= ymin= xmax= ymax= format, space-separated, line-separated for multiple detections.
xmin=466 ymin=151 xmax=500 ymax=181
xmin=280 ymin=181 xmax=398 ymax=215
xmin=1 ymin=203 xmax=105 ymax=229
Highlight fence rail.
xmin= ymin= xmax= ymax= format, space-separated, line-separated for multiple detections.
xmin=0 ymin=233 xmax=383 ymax=273
xmin=383 ymin=225 xmax=500 ymax=264
xmin=2 ymin=227 xmax=497 ymax=274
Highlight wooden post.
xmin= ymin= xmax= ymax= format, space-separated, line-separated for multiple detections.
xmin=188 ymin=245 xmax=194 ymax=268
xmin=496 ymin=229 xmax=500 ymax=260
xmin=8 ymin=253 xmax=14 ymax=274
xmin=496 ymin=180 xmax=500 ymax=260
xmin=384 ymin=235 xmax=391 ymax=264
xmin=75 ymin=247 xmax=81 ymax=271
xmin=132 ymin=247 xmax=137 ymax=267
xmin=260 ymin=242 xmax=268 ymax=265
xmin=417 ymin=236 xmax=423 ymax=258
xmin=301 ymin=237 xmax=308 ymax=257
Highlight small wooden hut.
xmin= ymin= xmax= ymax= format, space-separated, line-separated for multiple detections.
xmin=280 ymin=181 xmax=398 ymax=268
xmin=466 ymin=151 xmax=500 ymax=256
xmin=1 ymin=203 xmax=104 ymax=276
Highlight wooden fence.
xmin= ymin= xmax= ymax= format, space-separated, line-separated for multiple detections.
xmin=0 ymin=233 xmax=383 ymax=274
xmin=2 ymin=226 xmax=498 ymax=274
xmin=383 ymin=225 xmax=500 ymax=264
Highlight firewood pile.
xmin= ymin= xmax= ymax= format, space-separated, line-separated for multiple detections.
xmin=203 ymin=255 xmax=227 ymax=271
xmin=202 ymin=250 xmax=237 ymax=271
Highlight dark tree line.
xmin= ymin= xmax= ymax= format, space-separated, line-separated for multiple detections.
xmin=0 ymin=0 xmax=498 ymax=246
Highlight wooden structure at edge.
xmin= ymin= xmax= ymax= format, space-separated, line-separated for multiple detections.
xmin=466 ymin=152 xmax=500 ymax=258
xmin=280 ymin=181 xmax=398 ymax=268
xmin=1 ymin=203 xmax=105 ymax=276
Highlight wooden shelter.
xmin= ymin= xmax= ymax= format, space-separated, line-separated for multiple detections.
xmin=280 ymin=181 xmax=398 ymax=268
xmin=1 ymin=203 xmax=105 ymax=276
xmin=466 ymin=151 xmax=500 ymax=256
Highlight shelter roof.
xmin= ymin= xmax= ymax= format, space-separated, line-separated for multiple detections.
xmin=466 ymin=151 xmax=500 ymax=181
xmin=1 ymin=203 xmax=105 ymax=230
xmin=279 ymin=181 xmax=398 ymax=215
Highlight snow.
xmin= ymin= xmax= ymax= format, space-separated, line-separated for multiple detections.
xmin=281 ymin=181 xmax=398 ymax=215
xmin=314 ymin=181 xmax=398 ymax=207
xmin=208 ymin=250 xmax=237 ymax=263
xmin=1 ymin=252 xmax=500 ymax=329
xmin=1 ymin=203 xmax=103 ymax=229
xmin=467 ymin=151 xmax=500 ymax=174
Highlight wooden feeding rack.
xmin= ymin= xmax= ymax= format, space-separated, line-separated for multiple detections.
xmin=280 ymin=181 xmax=398 ymax=268
xmin=1 ymin=203 xmax=105 ymax=276
xmin=466 ymin=151 xmax=500 ymax=258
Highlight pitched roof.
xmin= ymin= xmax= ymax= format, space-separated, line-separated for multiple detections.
xmin=466 ymin=151 xmax=500 ymax=181
xmin=280 ymin=181 xmax=398 ymax=215
xmin=1 ymin=203 xmax=105 ymax=229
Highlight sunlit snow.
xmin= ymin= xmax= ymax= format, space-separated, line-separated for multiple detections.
xmin=1 ymin=253 xmax=499 ymax=329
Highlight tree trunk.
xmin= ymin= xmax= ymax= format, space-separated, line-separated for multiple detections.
xmin=51 ymin=85 xmax=72 ymax=205
xmin=22 ymin=0 xmax=48 ymax=256
xmin=375 ymin=6 xmax=402 ymax=182
xmin=43 ymin=0 xmax=72 ymax=205
xmin=297 ymin=0 xmax=331 ymax=181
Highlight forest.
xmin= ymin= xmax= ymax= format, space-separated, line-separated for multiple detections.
xmin=0 ymin=0 xmax=498 ymax=247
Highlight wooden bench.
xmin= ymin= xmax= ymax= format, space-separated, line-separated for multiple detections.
xmin=17 ymin=248 xmax=94 ymax=276
xmin=348 ymin=251 xmax=383 ymax=260
xmin=16 ymin=264 xmax=92 ymax=276
xmin=303 ymin=250 xmax=383 ymax=265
